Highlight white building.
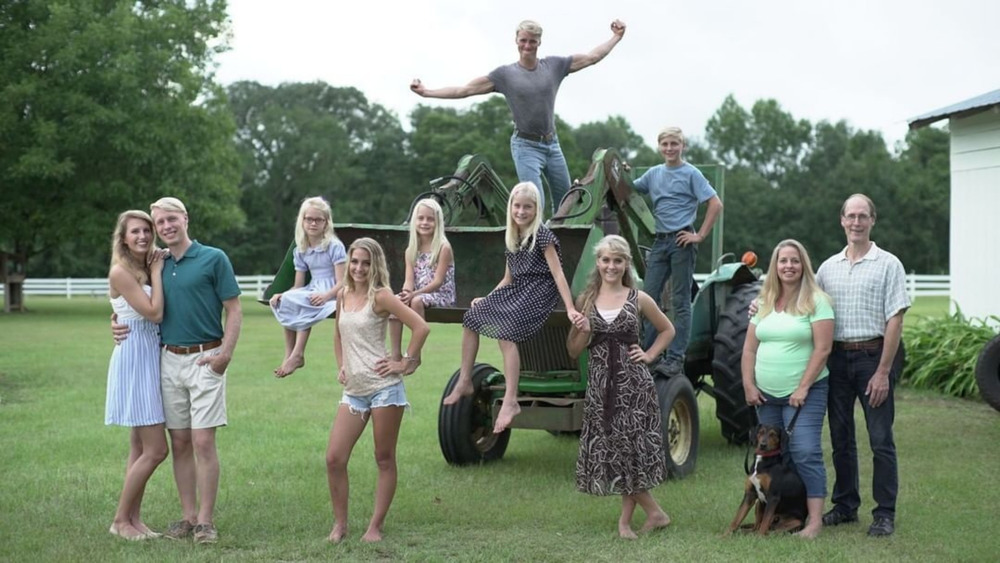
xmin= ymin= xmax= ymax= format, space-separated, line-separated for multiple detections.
xmin=909 ymin=89 xmax=1000 ymax=321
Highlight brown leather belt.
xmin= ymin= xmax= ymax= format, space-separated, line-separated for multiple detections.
xmin=656 ymin=227 xmax=693 ymax=239
xmin=833 ymin=337 xmax=883 ymax=351
xmin=515 ymin=130 xmax=555 ymax=142
xmin=162 ymin=340 xmax=222 ymax=355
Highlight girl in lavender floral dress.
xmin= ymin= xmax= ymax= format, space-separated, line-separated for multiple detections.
xmin=390 ymin=199 xmax=455 ymax=360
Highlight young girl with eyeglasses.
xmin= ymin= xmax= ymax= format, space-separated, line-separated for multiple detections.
xmin=270 ymin=196 xmax=347 ymax=377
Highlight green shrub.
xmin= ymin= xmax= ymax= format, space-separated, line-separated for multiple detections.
xmin=901 ymin=309 xmax=999 ymax=399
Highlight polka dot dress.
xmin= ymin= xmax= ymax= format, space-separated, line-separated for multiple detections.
xmin=463 ymin=224 xmax=562 ymax=343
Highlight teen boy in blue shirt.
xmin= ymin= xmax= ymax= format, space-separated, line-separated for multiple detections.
xmin=633 ymin=127 xmax=722 ymax=375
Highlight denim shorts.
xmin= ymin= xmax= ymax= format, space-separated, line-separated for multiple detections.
xmin=340 ymin=380 xmax=409 ymax=416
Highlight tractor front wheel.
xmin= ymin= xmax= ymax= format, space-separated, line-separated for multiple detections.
xmin=438 ymin=363 xmax=511 ymax=465
xmin=654 ymin=369 xmax=699 ymax=478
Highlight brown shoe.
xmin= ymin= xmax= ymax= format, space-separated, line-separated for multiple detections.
xmin=163 ymin=519 xmax=194 ymax=540
xmin=193 ymin=523 xmax=218 ymax=544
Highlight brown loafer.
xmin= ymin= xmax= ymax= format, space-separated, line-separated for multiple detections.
xmin=163 ymin=519 xmax=195 ymax=540
xmin=193 ymin=523 xmax=218 ymax=544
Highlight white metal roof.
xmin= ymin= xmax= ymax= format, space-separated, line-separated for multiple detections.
xmin=908 ymin=88 xmax=1000 ymax=129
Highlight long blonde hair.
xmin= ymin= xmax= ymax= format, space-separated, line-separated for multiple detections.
xmin=345 ymin=237 xmax=391 ymax=305
xmin=575 ymin=235 xmax=636 ymax=317
xmin=505 ymin=182 xmax=543 ymax=253
xmin=109 ymin=210 xmax=155 ymax=285
xmin=405 ymin=198 xmax=448 ymax=269
xmin=757 ymin=239 xmax=828 ymax=318
xmin=294 ymin=196 xmax=338 ymax=253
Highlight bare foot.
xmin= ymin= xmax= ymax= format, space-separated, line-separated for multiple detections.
xmin=442 ymin=378 xmax=475 ymax=405
xmin=109 ymin=522 xmax=146 ymax=541
xmin=618 ymin=524 xmax=638 ymax=540
xmin=275 ymin=355 xmax=305 ymax=378
xmin=360 ymin=526 xmax=383 ymax=542
xmin=327 ymin=525 xmax=348 ymax=543
xmin=795 ymin=525 xmax=821 ymax=539
xmin=492 ymin=401 xmax=521 ymax=433
xmin=132 ymin=520 xmax=161 ymax=539
xmin=639 ymin=511 xmax=671 ymax=533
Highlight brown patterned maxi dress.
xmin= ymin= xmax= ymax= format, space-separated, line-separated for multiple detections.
xmin=576 ymin=289 xmax=667 ymax=495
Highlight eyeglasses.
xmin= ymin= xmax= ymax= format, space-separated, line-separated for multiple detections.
xmin=843 ymin=213 xmax=871 ymax=223
xmin=303 ymin=217 xmax=327 ymax=225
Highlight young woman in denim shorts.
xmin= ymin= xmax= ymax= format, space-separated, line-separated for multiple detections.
xmin=327 ymin=238 xmax=429 ymax=543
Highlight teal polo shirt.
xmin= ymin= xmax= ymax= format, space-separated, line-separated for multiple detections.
xmin=161 ymin=240 xmax=241 ymax=347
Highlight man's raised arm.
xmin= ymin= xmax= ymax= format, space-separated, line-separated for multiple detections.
xmin=569 ymin=19 xmax=626 ymax=73
xmin=410 ymin=76 xmax=495 ymax=99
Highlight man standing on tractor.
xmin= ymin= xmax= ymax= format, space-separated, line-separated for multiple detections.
xmin=633 ymin=126 xmax=723 ymax=377
xmin=816 ymin=194 xmax=909 ymax=537
xmin=410 ymin=18 xmax=626 ymax=215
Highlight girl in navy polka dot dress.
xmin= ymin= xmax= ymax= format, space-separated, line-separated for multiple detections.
xmin=442 ymin=182 xmax=583 ymax=433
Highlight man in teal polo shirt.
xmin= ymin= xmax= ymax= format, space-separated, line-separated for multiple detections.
xmin=117 ymin=197 xmax=242 ymax=544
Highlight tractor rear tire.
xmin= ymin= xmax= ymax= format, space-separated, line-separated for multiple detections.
xmin=711 ymin=281 xmax=762 ymax=445
xmin=654 ymin=371 xmax=699 ymax=478
xmin=438 ymin=363 xmax=511 ymax=465
xmin=975 ymin=335 xmax=1000 ymax=412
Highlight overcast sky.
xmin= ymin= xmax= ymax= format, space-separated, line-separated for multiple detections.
xmin=215 ymin=0 xmax=1000 ymax=151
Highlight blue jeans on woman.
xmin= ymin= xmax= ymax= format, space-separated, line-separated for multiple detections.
xmin=509 ymin=134 xmax=571 ymax=215
xmin=756 ymin=378 xmax=829 ymax=499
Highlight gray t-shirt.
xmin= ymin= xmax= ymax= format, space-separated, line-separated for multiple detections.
xmin=488 ymin=56 xmax=572 ymax=136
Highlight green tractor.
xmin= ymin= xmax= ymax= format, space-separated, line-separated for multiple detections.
xmin=267 ymin=149 xmax=760 ymax=477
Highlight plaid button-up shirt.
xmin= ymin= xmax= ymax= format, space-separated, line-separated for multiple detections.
xmin=816 ymin=242 xmax=911 ymax=342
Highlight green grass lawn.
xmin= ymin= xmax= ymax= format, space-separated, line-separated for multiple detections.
xmin=2 ymin=296 xmax=997 ymax=562
xmin=906 ymin=295 xmax=949 ymax=320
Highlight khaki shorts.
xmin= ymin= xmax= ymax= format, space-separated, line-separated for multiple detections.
xmin=161 ymin=348 xmax=228 ymax=429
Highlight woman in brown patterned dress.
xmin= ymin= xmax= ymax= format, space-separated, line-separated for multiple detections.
xmin=567 ymin=235 xmax=676 ymax=539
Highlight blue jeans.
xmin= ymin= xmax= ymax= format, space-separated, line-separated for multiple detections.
xmin=827 ymin=346 xmax=898 ymax=520
xmin=640 ymin=234 xmax=696 ymax=360
xmin=510 ymin=134 xmax=571 ymax=215
xmin=756 ymin=378 xmax=829 ymax=498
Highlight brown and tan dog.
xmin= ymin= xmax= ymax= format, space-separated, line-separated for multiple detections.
xmin=724 ymin=424 xmax=807 ymax=535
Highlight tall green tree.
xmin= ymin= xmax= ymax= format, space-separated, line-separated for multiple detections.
xmin=786 ymin=121 xmax=898 ymax=264
xmin=0 ymin=0 xmax=241 ymax=289
xmin=890 ymin=126 xmax=950 ymax=273
xmin=700 ymin=94 xmax=950 ymax=274
xmin=221 ymin=81 xmax=408 ymax=274
xmin=574 ymin=115 xmax=659 ymax=165
xmin=706 ymin=95 xmax=812 ymax=184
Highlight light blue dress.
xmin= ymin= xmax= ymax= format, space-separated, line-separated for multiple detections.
xmin=272 ymin=240 xmax=347 ymax=331
xmin=105 ymin=286 xmax=165 ymax=426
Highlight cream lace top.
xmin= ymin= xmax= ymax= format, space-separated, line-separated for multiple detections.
xmin=338 ymin=296 xmax=399 ymax=396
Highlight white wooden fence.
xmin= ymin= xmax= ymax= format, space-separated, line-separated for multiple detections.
xmin=0 ymin=273 xmax=951 ymax=301
xmin=0 ymin=276 xmax=274 ymax=301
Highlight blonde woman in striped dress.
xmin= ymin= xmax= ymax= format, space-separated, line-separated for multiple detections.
xmin=105 ymin=210 xmax=168 ymax=540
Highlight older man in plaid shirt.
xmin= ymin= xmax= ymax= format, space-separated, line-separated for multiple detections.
xmin=815 ymin=193 xmax=910 ymax=538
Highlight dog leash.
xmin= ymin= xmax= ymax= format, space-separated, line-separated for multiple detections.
xmin=743 ymin=406 xmax=803 ymax=475
xmin=786 ymin=405 xmax=803 ymax=436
